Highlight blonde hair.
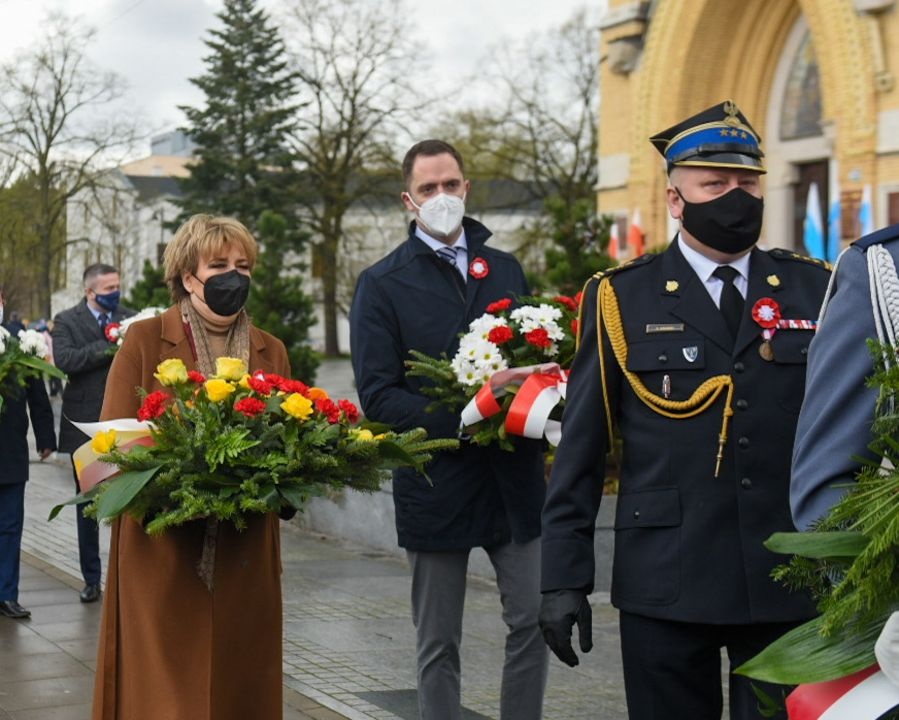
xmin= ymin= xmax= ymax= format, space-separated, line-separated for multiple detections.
xmin=164 ymin=214 xmax=258 ymax=302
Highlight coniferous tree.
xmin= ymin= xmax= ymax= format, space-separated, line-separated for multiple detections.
xmin=178 ymin=0 xmax=318 ymax=380
xmin=247 ymin=211 xmax=318 ymax=380
xmin=123 ymin=260 xmax=170 ymax=310
xmin=177 ymin=0 xmax=300 ymax=230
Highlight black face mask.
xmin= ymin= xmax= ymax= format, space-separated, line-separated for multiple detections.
xmin=676 ymin=186 xmax=764 ymax=255
xmin=198 ymin=270 xmax=251 ymax=316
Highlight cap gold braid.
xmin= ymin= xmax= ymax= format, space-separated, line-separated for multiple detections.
xmin=595 ymin=277 xmax=735 ymax=477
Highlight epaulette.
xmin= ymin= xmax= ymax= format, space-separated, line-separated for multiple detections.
xmin=768 ymin=248 xmax=832 ymax=272
xmin=853 ymin=223 xmax=899 ymax=251
xmin=590 ymin=253 xmax=657 ymax=282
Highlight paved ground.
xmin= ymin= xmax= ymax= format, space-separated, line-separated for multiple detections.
xmin=3 ymin=359 xmax=629 ymax=719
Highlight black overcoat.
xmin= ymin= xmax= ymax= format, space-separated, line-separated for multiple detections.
xmin=350 ymin=218 xmax=545 ymax=551
xmin=542 ymin=240 xmax=830 ymax=624
xmin=52 ymin=299 xmax=133 ymax=454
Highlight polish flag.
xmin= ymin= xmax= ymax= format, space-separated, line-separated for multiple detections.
xmin=786 ymin=666 xmax=899 ymax=720
xmin=608 ymin=222 xmax=619 ymax=260
xmin=627 ymin=208 xmax=645 ymax=257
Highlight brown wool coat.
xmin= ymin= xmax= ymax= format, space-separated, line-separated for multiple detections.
xmin=92 ymin=306 xmax=291 ymax=720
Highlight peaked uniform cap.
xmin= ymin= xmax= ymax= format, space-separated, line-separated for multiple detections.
xmin=649 ymin=100 xmax=766 ymax=174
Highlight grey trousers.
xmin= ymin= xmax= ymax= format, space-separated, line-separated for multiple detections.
xmin=406 ymin=538 xmax=548 ymax=720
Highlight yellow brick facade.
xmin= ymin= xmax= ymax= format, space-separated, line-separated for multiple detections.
xmin=598 ymin=0 xmax=899 ymax=255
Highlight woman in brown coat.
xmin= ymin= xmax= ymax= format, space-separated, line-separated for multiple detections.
xmin=93 ymin=215 xmax=290 ymax=720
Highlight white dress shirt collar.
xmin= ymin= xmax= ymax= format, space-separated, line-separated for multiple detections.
xmin=677 ymin=234 xmax=751 ymax=303
xmin=415 ymin=225 xmax=468 ymax=279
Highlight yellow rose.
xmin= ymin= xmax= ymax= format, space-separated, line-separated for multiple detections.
xmin=205 ymin=378 xmax=236 ymax=402
xmin=90 ymin=429 xmax=117 ymax=454
xmin=281 ymin=392 xmax=313 ymax=420
xmin=238 ymin=374 xmax=252 ymax=390
xmin=353 ymin=428 xmax=374 ymax=441
xmin=306 ymin=387 xmax=329 ymax=401
xmin=215 ymin=357 xmax=247 ymax=381
xmin=154 ymin=358 xmax=188 ymax=386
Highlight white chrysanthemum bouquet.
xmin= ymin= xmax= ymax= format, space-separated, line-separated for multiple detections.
xmin=0 ymin=327 xmax=66 ymax=414
xmin=407 ymin=295 xmax=579 ymax=449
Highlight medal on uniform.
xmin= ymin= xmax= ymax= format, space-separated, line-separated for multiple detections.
xmin=751 ymin=297 xmax=781 ymax=362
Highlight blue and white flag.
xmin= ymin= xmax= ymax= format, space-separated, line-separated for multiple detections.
xmin=859 ymin=184 xmax=874 ymax=237
xmin=803 ymin=182 xmax=825 ymax=260
xmin=827 ymin=170 xmax=841 ymax=262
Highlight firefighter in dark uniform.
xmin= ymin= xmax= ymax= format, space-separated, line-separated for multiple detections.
xmin=538 ymin=100 xmax=831 ymax=720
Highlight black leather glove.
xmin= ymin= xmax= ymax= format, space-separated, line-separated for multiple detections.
xmin=539 ymin=589 xmax=593 ymax=667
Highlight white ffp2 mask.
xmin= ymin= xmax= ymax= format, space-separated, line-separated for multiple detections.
xmin=408 ymin=192 xmax=465 ymax=238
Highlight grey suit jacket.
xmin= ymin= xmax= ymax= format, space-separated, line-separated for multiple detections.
xmin=791 ymin=223 xmax=899 ymax=529
xmin=52 ymin=299 xmax=134 ymax=453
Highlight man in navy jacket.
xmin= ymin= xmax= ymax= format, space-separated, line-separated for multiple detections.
xmin=350 ymin=140 xmax=548 ymax=719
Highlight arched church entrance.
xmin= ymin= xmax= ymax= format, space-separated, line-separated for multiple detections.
xmin=764 ymin=16 xmax=832 ymax=256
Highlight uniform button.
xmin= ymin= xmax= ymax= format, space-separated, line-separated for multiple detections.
xmin=735 ymin=399 xmax=748 ymax=410
xmin=738 ymin=436 xmax=750 ymax=449
xmin=733 ymin=362 xmax=745 ymax=373
xmin=741 ymin=477 xmax=752 ymax=489
xmin=633 ymin=510 xmax=640 ymax=520
xmin=800 ymin=347 xmax=808 ymax=356
xmin=658 ymin=353 xmax=668 ymax=363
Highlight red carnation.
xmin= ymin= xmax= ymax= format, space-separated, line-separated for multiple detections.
xmin=554 ymin=295 xmax=578 ymax=312
xmin=525 ymin=328 xmax=552 ymax=349
xmin=486 ymin=298 xmax=513 ymax=314
xmin=338 ymin=399 xmax=359 ymax=423
xmin=574 ymin=291 xmax=583 ymax=305
xmin=137 ymin=390 xmax=171 ymax=421
xmin=280 ymin=379 xmax=309 ymax=395
xmin=570 ymin=319 xmax=579 ymax=336
xmin=234 ymin=397 xmax=267 ymax=418
xmin=263 ymin=373 xmax=287 ymax=390
xmin=488 ymin=325 xmax=514 ymax=345
xmin=315 ymin=397 xmax=341 ymax=424
xmin=187 ymin=370 xmax=206 ymax=384
xmin=247 ymin=375 xmax=274 ymax=396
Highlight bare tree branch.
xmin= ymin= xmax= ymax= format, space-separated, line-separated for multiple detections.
xmin=0 ymin=13 xmax=144 ymax=317
xmin=280 ymin=0 xmax=428 ymax=355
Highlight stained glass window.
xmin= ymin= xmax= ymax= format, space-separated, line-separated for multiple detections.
xmin=780 ymin=32 xmax=822 ymax=140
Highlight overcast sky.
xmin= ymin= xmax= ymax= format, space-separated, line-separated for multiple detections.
xmin=0 ymin=0 xmax=604 ymax=159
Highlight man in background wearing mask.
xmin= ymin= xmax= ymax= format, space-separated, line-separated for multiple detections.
xmin=538 ymin=101 xmax=831 ymax=720
xmin=350 ymin=139 xmax=548 ymax=719
xmin=53 ymin=263 xmax=133 ymax=603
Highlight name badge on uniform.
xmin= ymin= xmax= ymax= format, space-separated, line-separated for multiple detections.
xmin=682 ymin=346 xmax=699 ymax=363
xmin=646 ymin=323 xmax=685 ymax=334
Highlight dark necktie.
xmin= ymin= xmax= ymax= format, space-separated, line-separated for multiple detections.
xmin=712 ymin=265 xmax=744 ymax=340
xmin=98 ymin=313 xmax=109 ymax=331
xmin=436 ymin=245 xmax=458 ymax=270
xmin=435 ymin=245 xmax=464 ymax=284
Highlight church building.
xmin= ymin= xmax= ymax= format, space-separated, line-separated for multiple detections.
xmin=598 ymin=0 xmax=899 ymax=257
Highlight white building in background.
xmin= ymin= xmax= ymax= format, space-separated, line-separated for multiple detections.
xmin=54 ymin=133 xmax=544 ymax=353
xmin=51 ymin=133 xmax=190 ymax=315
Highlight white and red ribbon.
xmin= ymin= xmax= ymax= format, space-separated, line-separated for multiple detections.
xmin=460 ymin=364 xmax=568 ymax=445
xmin=787 ymin=665 xmax=899 ymax=720
xmin=777 ymin=318 xmax=818 ymax=330
xmin=71 ymin=419 xmax=154 ymax=492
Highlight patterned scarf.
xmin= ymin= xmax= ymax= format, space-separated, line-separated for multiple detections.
xmin=178 ymin=297 xmax=250 ymax=376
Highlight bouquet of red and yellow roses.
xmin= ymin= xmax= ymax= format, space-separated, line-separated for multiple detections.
xmin=52 ymin=356 xmax=456 ymax=535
